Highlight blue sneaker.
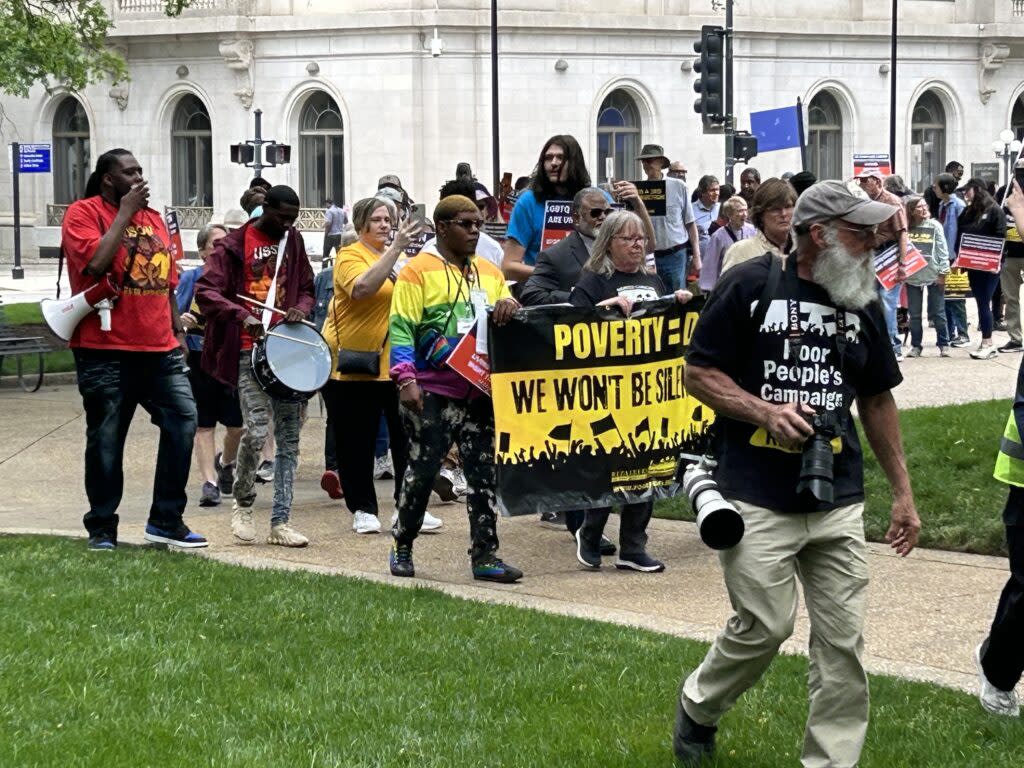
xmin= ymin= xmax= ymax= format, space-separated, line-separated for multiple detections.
xmin=472 ymin=555 xmax=523 ymax=583
xmin=144 ymin=524 xmax=209 ymax=549
xmin=88 ymin=534 xmax=117 ymax=551
xmin=389 ymin=541 xmax=415 ymax=577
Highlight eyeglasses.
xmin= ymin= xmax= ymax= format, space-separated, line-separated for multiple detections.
xmin=588 ymin=207 xmax=615 ymax=218
xmin=833 ymin=223 xmax=878 ymax=241
xmin=447 ymin=218 xmax=483 ymax=232
xmin=614 ymin=235 xmax=647 ymax=246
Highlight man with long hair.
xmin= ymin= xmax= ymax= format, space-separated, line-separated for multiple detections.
xmin=502 ymin=135 xmax=596 ymax=281
xmin=60 ymin=149 xmax=207 ymax=550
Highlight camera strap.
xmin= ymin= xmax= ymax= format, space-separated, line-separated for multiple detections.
xmin=782 ymin=253 xmax=848 ymax=368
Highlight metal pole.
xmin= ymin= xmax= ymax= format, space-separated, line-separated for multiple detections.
xmin=253 ymin=108 xmax=264 ymax=179
xmin=491 ymin=1 xmax=500 ymax=196
xmin=796 ymin=97 xmax=808 ymax=172
xmin=11 ymin=142 xmax=24 ymax=279
xmin=724 ymin=0 xmax=735 ymax=185
xmin=889 ymin=0 xmax=898 ymax=173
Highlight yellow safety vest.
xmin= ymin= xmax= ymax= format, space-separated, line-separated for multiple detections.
xmin=993 ymin=412 xmax=1024 ymax=487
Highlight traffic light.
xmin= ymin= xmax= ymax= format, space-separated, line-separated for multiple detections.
xmin=693 ymin=25 xmax=726 ymax=127
xmin=230 ymin=143 xmax=255 ymax=165
xmin=731 ymin=131 xmax=759 ymax=163
xmin=264 ymin=142 xmax=292 ymax=166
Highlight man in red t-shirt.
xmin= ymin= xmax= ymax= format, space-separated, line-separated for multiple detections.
xmin=61 ymin=148 xmax=207 ymax=551
xmin=196 ymin=185 xmax=315 ymax=548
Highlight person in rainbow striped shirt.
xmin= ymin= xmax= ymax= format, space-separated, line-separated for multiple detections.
xmin=388 ymin=195 xmax=523 ymax=582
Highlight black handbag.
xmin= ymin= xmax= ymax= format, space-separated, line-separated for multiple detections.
xmin=336 ymin=341 xmax=385 ymax=376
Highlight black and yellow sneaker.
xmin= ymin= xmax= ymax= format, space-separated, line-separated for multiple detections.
xmin=472 ymin=555 xmax=523 ymax=583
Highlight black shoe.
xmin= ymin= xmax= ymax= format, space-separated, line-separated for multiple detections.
xmin=539 ymin=510 xmax=566 ymax=530
xmin=199 ymin=481 xmax=221 ymax=507
xmin=994 ymin=320 xmax=1008 ymax=332
xmin=998 ymin=340 xmax=1024 ymax=353
xmin=950 ymin=335 xmax=972 ymax=348
xmin=599 ymin=534 xmax=617 ymax=556
xmin=615 ymin=552 xmax=666 ymax=572
xmin=215 ymin=452 xmax=235 ymax=495
xmin=87 ymin=533 xmax=117 ymax=551
xmin=673 ymin=696 xmax=717 ymax=766
xmin=389 ymin=541 xmax=415 ymax=578
xmin=432 ymin=470 xmax=458 ymax=502
xmin=472 ymin=555 xmax=523 ymax=583
xmin=575 ymin=530 xmax=601 ymax=569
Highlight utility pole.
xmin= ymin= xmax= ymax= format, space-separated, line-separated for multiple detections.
xmin=889 ymin=0 xmax=898 ymax=173
xmin=230 ymin=109 xmax=291 ymax=178
xmin=491 ymin=0 xmax=500 ymax=195
xmin=724 ymin=0 xmax=735 ymax=185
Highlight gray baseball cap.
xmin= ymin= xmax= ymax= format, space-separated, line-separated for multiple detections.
xmin=792 ymin=180 xmax=898 ymax=228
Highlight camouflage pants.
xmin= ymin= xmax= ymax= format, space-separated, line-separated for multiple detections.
xmin=234 ymin=352 xmax=302 ymax=525
xmin=393 ymin=391 xmax=499 ymax=562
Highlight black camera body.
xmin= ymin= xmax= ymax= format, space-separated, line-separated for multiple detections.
xmin=796 ymin=411 xmax=843 ymax=505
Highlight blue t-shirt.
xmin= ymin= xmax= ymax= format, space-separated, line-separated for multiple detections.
xmin=506 ymin=188 xmax=613 ymax=266
xmin=175 ymin=265 xmax=204 ymax=352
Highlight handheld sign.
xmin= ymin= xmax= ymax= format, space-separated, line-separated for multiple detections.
xmin=540 ymin=200 xmax=573 ymax=251
xmin=874 ymin=243 xmax=928 ymax=290
xmin=446 ymin=326 xmax=491 ymax=394
xmin=944 ymin=268 xmax=972 ymax=299
xmin=907 ymin=226 xmax=935 ymax=258
xmin=164 ymin=209 xmax=184 ymax=264
xmin=853 ymin=153 xmax=891 ymax=177
xmin=634 ymin=180 xmax=668 ymax=217
xmin=956 ymin=234 xmax=1004 ymax=274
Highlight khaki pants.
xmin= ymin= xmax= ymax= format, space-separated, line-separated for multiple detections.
xmin=1000 ymin=256 xmax=1024 ymax=344
xmin=681 ymin=501 xmax=870 ymax=768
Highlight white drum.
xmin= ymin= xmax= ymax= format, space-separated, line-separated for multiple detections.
xmin=251 ymin=321 xmax=332 ymax=401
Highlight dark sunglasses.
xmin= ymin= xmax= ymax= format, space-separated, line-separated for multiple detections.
xmin=446 ymin=218 xmax=483 ymax=231
xmin=588 ymin=207 xmax=615 ymax=218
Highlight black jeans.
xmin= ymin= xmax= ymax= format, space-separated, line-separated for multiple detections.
xmin=579 ymin=501 xmax=654 ymax=557
xmin=981 ymin=487 xmax=1024 ymax=691
xmin=74 ymin=348 xmax=197 ymax=538
xmin=393 ymin=391 xmax=499 ymax=562
xmin=324 ymin=379 xmax=407 ymax=516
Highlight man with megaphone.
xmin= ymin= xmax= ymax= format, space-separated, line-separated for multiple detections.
xmin=58 ymin=148 xmax=208 ymax=552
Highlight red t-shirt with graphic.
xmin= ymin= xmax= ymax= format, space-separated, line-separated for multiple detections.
xmin=61 ymin=196 xmax=179 ymax=352
xmin=240 ymin=225 xmax=286 ymax=351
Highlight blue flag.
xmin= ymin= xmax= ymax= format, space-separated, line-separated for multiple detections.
xmin=750 ymin=105 xmax=802 ymax=153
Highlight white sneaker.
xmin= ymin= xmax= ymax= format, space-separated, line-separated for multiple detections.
xmin=975 ymin=643 xmax=1020 ymax=717
xmin=970 ymin=345 xmax=999 ymax=360
xmin=390 ymin=510 xmax=444 ymax=532
xmin=373 ymin=454 xmax=394 ymax=480
xmin=451 ymin=467 xmax=468 ymax=497
xmin=353 ymin=510 xmax=382 ymax=534
xmin=267 ymin=522 xmax=309 ymax=548
xmin=231 ymin=502 xmax=256 ymax=543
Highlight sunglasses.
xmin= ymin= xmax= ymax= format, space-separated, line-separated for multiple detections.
xmin=588 ymin=207 xmax=615 ymax=218
xmin=447 ymin=218 xmax=483 ymax=232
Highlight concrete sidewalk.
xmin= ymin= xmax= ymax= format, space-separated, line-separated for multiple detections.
xmin=0 ymin=381 xmax=1017 ymax=698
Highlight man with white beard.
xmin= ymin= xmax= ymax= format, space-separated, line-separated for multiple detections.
xmin=672 ymin=181 xmax=922 ymax=768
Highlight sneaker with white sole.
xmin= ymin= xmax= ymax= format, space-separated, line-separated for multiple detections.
xmin=970 ymin=345 xmax=999 ymax=360
xmin=143 ymin=524 xmax=209 ymax=549
xmin=373 ymin=454 xmax=394 ymax=480
xmin=231 ymin=503 xmax=256 ymax=543
xmin=433 ymin=467 xmax=459 ymax=502
xmin=451 ymin=467 xmax=468 ymax=497
xmin=353 ymin=510 xmax=382 ymax=534
xmin=390 ymin=510 xmax=443 ymax=532
xmin=975 ymin=643 xmax=1020 ymax=717
xmin=255 ymin=459 xmax=274 ymax=484
xmin=268 ymin=522 xmax=309 ymax=548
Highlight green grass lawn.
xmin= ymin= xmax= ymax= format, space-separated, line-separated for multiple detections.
xmin=1 ymin=536 xmax=1020 ymax=767
xmin=0 ymin=302 xmax=75 ymax=375
xmin=656 ymin=399 xmax=1012 ymax=557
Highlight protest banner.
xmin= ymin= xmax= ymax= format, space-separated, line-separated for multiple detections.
xmin=956 ymin=234 xmax=1004 ymax=273
xmin=634 ymin=180 xmax=668 ymax=217
xmin=489 ymin=299 xmax=712 ymax=516
xmin=944 ymin=268 xmax=972 ymax=299
xmin=540 ymin=200 xmax=573 ymax=250
xmin=907 ymin=226 xmax=935 ymax=258
xmin=164 ymin=209 xmax=184 ymax=263
xmin=874 ymin=243 xmax=928 ymax=290
xmin=446 ymin=326 xmax=491 ymax=394
xmin=852 ymin=153 xmax=891 ymax=177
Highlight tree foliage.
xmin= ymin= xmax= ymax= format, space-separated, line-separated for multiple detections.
xmin=0 ymin=0 xmax=190 ymax=98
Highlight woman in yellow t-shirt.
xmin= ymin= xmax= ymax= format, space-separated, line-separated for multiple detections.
xmin=322 ymin=197 xmax=421 ymax=534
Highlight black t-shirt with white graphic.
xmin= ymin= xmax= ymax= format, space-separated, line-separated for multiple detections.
xmin=687 ymin=254 xmax=902 ymax=514
xmin=569 ymin=269 xmax=666 ymax=307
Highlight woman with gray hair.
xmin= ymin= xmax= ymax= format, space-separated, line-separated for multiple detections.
xmin=567 ymin=209 xmax=692 ymax=572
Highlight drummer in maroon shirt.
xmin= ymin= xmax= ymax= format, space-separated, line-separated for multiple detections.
xmin=196 ymin=185 xmax=315 ymax=548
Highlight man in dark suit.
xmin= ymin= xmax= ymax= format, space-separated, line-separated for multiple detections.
xmin=521 ymin=184 xmax=650 ymax=306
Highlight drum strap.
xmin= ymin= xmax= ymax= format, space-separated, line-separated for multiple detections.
xmin=262 ymin=230 xmax=290 ymax=326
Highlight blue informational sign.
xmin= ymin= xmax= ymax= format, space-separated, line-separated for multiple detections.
xmin=749 ymin=106 xmax=802 ymax=153
xmin=18 ymin=144 xmax=52 ymax=173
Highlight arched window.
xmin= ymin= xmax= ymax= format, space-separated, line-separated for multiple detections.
xmin=52 ymin=98 xmax=90 ymax=204
xmin=299 ymin=92 xmax=344 ymax=207
xmin=171 ymin=95 xmax=213 ymax=207
xmin=911 ymin=91 xmax=946 ymax=192
xmin=1012 ymin=95 xmax=1024 ymax=142
xmin=596 ymin=90 xmax=641 ymax=184
xmin=807 ymin=92 xmax=843 ymax=182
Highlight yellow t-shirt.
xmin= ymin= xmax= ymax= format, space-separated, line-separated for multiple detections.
xmin=322 ymin=240 xmax=393 ymax=382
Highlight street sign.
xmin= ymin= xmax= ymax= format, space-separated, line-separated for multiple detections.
xmin=18 ymin=143 xmax=51 ymax=173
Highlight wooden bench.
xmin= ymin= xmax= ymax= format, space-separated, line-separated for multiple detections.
xmin=0 ymin=298 xmax=51 ymax=392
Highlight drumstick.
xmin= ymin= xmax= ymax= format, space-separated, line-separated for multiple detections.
xmin=265 ymin=330 xmax=323 ymax=348
xmin=238 ymin=294 xmax=287 ymax=316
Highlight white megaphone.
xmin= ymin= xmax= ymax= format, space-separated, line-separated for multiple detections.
xmin=41 ymin=276 xmax=120 ymax=341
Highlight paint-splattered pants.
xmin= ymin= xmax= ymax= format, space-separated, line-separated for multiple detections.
xmin=393 ymin=391 xmax=499 ymax=563
xmin=234 ymin=352 xmax=302 ymax=525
